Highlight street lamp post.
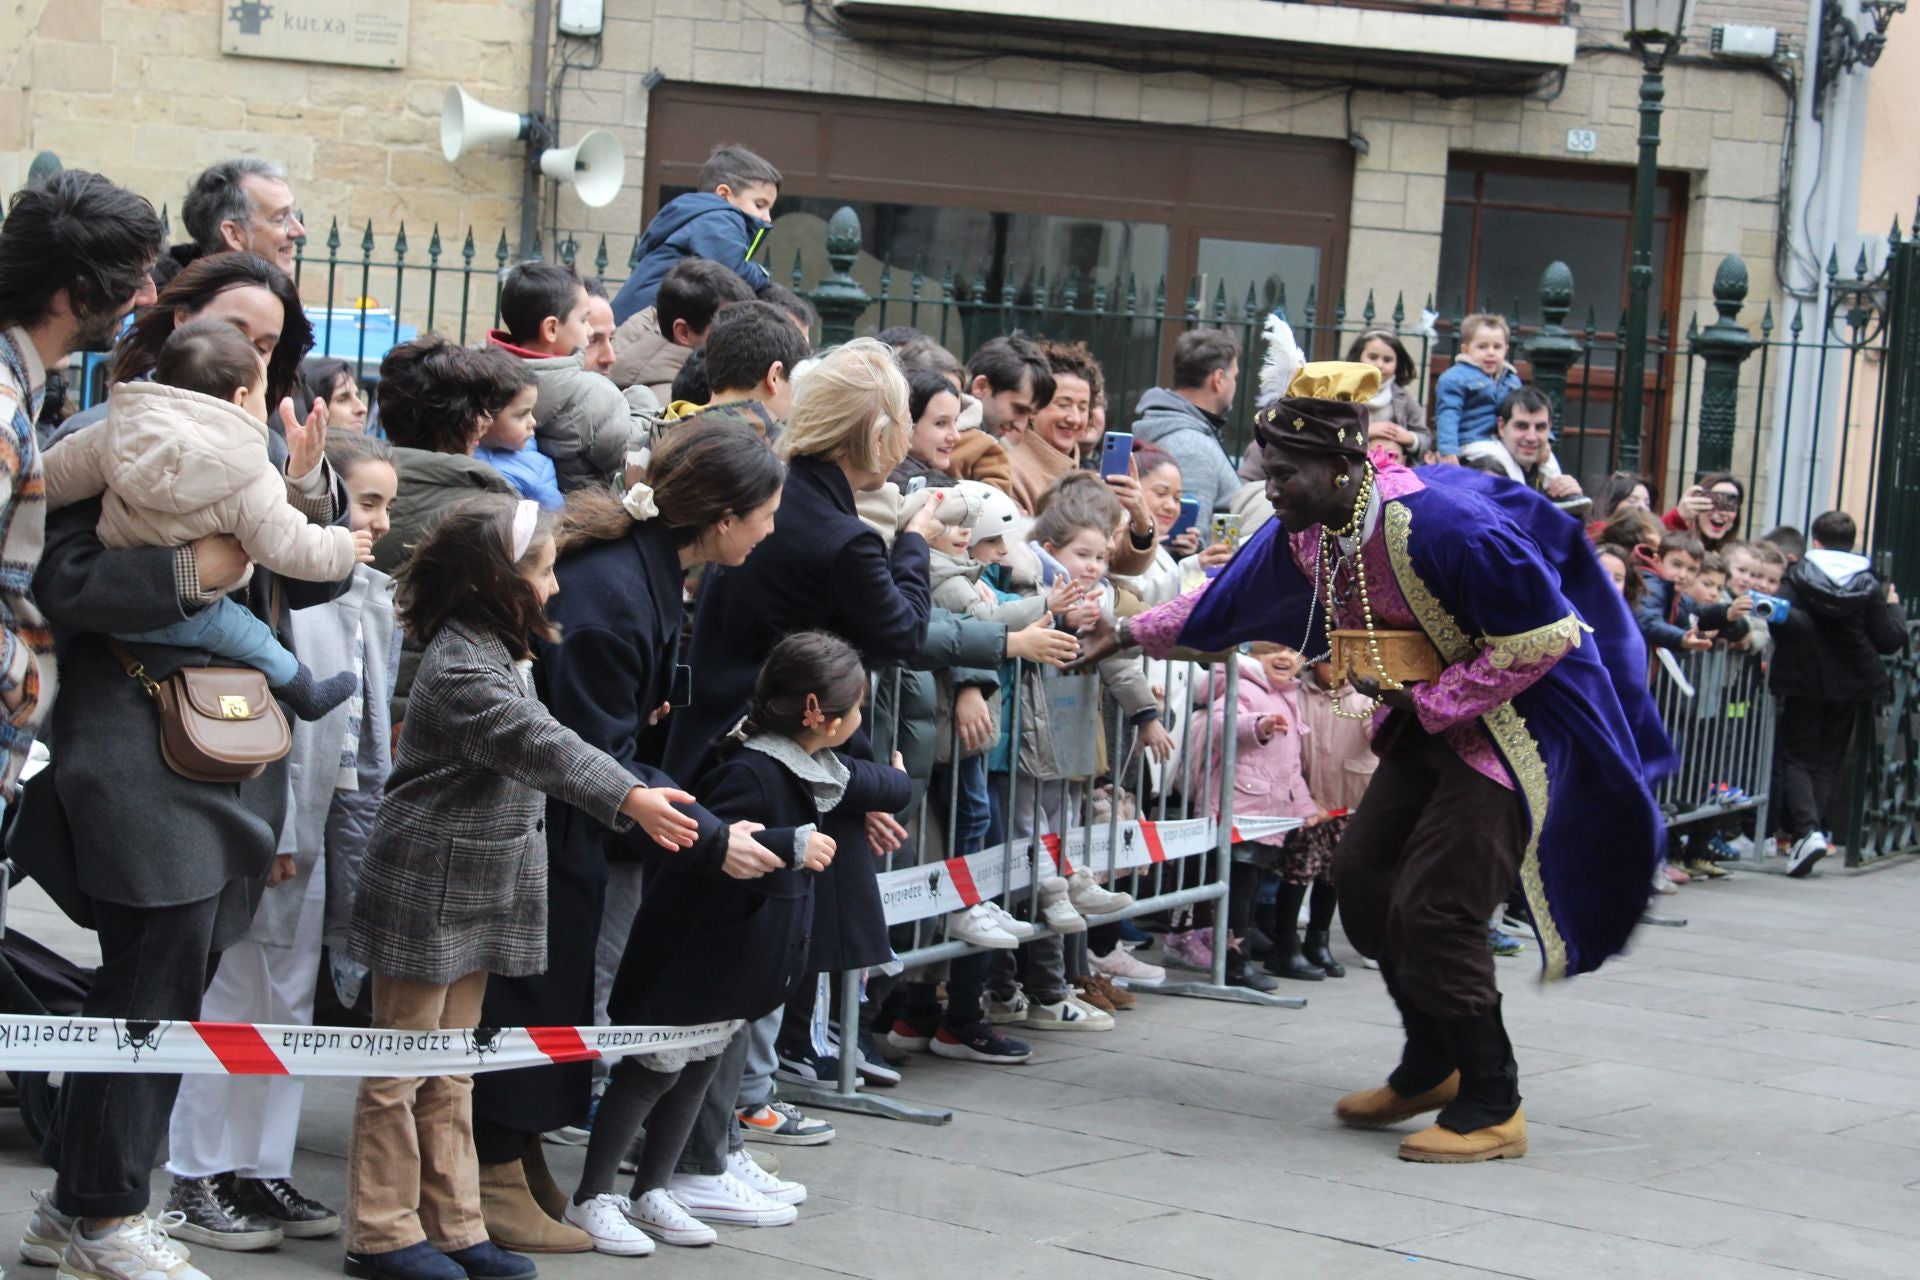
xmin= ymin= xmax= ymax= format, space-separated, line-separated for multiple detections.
xmin=1616 ymin=0 xmax=1695 ymax=475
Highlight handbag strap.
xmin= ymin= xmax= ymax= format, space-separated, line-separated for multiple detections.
xmin=105 ymin=638 xmax=162 ymax=700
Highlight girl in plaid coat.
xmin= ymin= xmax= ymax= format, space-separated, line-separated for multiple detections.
xmin=343 ymin=495 xmax=702 ymax=1280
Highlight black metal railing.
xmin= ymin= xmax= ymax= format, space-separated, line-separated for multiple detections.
xmin=278 ymin=206 xmax=1909 ymax=548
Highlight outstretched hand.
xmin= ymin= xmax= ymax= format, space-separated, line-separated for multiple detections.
xmin=280 ymin=396 xmax=327 ymax=480
xmin=1063 ymin=611 xmax=1124 ymax=673
xmin=1349 ymin=672 xmax=1418 ymax=713
xmin=620 ymin=785 xmax=702 ymax=850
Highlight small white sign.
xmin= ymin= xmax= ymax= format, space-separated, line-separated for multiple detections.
xmin=1566 ymin=128 xmax=1599 ymax=155
xmin=221 ymin=0 xmax=410 ymax=70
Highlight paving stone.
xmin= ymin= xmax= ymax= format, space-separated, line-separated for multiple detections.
xmin=5 ymin=854 xmax=1920 ymax=1279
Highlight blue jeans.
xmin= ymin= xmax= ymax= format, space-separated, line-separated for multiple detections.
xmin=120 ymin=597 xmax=298 ymax=686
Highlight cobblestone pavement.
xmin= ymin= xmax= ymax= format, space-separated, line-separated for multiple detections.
xmin=4 ymin=859 xmax=1919 ymax=1280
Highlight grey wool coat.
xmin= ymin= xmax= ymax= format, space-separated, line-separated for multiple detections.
xmin=348 ymin=620 xmax=639 ymax=985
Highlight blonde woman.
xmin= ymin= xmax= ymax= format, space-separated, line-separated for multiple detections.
xmin=663 ymin=338 xmax=945 ymax=1081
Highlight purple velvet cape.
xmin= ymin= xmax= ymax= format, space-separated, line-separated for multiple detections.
xmin=1172 ymin=465 xmax=1673 ymax=980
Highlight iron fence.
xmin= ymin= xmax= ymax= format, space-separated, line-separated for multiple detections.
xmin=268 ymin=206 xmax=1911 ymax=563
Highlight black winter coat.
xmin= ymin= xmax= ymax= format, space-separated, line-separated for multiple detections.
xmin=8 ymin=434 xmax=349 ymax=950
xmin=474 ymin=519 xmax=728 ymax=1139
xmin=664 ymin=455 xmax=932 ymax=971
xmin=612 ymin=745 xmax=910 ymax=1025
xmin=1770 ymin=553 xmax=1908 ymax=702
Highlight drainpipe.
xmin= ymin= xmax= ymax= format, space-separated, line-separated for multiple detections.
xmin=519 ymin=0 xmax=553 ymax=261
xmin=1771 ymin=0 xmax=1871 ymax=525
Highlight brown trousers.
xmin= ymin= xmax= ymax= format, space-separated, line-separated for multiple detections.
xmin=1332 ymin=720 xmax=1526 ymax=1023
xmin=346 ymin=971 xmax=489 ymax=1254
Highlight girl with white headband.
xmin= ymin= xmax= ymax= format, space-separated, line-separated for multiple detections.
xmin=341 ymin=494 xmax=703 ymax=1280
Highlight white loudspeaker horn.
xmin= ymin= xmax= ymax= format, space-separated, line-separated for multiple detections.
xmin=539 ymin=130 xmax=626 ymax=208
xmin=441 ymin=85 xmax=529 ymax=163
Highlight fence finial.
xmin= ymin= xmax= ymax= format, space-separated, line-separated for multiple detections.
xmin=1522 ymin=262 xmax=1582 ymax=428
xmin=813 ymin=206 xmax=872 ymax=346
xmin=1692 ymin=254 xmax=1758 ymax=476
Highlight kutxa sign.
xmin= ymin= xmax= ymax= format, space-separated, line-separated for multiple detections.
xmin=221 ymin=0 xmax=411 ymax=70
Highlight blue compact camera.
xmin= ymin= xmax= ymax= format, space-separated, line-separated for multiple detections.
xmin=1749 ymin=591 xmax=1790 ymax=623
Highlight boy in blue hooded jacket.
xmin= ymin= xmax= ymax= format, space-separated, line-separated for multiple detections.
xmin=611 ymin=144 xmax=779 ymax=324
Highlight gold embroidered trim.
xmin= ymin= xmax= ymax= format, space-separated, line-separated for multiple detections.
xmin=1383 ymin=500 xmax=1570 ymax=983
xmin=1483 ymin=613 xmax=1593 ymax=670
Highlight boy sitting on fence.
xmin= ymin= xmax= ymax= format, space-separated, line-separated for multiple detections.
xmin=487 ymin=261 xmax=650 ymax=493
xmin=610 ymin=143 xmax=778 ymax=325
xmin=1433 ymin=312 xmax=1523 ymax=461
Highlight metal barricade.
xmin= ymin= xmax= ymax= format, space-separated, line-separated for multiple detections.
xmin=777 ymin=654 xmax=1307 ymax=1127
xmin=1646 ymin=645 xmax=1778 ymax=831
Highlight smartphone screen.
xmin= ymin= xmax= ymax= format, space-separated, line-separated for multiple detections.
xmin=1167 ymin=494 xmax=1201 ymax=541
xmin=1100 ymin=431 xmax=1134 ymax=479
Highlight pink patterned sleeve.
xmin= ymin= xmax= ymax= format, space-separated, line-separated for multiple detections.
xmin=1125 ymin=581 xmax=1211 ymax=658
xmin=1410 ymin=614 xmax=1589 ymax=735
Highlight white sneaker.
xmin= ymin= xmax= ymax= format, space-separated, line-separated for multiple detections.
xmin=1038 ymin=878 xmax=1087 ymax=935
xmin=1024 ymin=994 xmax=1115 ymax=1032
xmin=1786 ymin=830 xmax=1829 ymax=878
xmin=562 ymin=1192 xmax=656 ymax=1256
xmin=1650 ymin=868 xmax=1678 ymax=896
xmin=980 ymin=901 xmax=1040 ymax=941
xmin=986 ymin=986 xmax=1030 ymax=1025
xmin=626 ymin=1188 xmax=718 ymax=1247
xmin=1067 ymin=869 xmax=1134 ymax=914
xmin=21 ymin=1188 xmax=75 ymax=1266
xmin=665 ymin=1172 xmax=797 ymax=1227
xmin=727 ymin=1148 xmax=806 ymax=1206
xmin=1091 ymin=946 xmax=1166 ymax=988
xmin=59 ymin=1212 xmax=209 ymax=1280
xmin=946 ymin=904 xmax=1020 ymax=949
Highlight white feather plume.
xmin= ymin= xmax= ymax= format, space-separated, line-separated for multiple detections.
xmin=1257 ymin=313 xmax=1306 ymax=408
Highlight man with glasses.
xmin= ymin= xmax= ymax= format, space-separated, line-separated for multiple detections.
xmin=181 ymin=158 xmax=306 ymax=276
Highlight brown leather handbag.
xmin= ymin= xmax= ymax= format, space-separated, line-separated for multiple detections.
xmin=108 ymin=587 xmax=293 ymax=784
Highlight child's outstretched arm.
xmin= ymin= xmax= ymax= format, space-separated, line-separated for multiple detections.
xmin=696 ymin=757 xmax=807 ymax=884
xmin=438 ymin=655 xmax=653 ymax=833
xmin=232 ymin=472 xmax=361 ymax=582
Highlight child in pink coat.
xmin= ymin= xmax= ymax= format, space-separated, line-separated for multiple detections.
xmin=1170 ymin=642 xmax=1322 ymax=989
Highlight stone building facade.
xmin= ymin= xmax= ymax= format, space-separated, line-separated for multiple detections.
xmin=1 ymin=0 xmax=1865 ymax=502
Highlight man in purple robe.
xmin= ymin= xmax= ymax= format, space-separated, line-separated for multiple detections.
xmin=1079 ymin=363 xmax=1671 ymax=1163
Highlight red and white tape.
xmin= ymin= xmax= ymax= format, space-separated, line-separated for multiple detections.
xmin=877 ymin=815 xmax=1300 ymax=926
xmin=0 ymin=1015 xmax=737 ymax=1077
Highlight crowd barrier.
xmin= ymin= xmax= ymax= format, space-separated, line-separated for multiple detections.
xmin=1647 ymin=645 xmax=1777 ymax=832
xmin=0 ymin=1015 xmax=736 ymax=1077
xmin=780 ymin=655 xmax=1307 ymax=1127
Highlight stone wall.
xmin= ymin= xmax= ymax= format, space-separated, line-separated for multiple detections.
xmin=2 ymin=0 xmax=533 ymax=248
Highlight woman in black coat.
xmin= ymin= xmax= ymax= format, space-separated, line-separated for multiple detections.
xmin=664 ymin=338 xmax=949 ymax=978
xmin=470 ymin=423 xmax=788 ymax=1252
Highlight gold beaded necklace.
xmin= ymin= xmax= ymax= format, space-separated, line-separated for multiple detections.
xmin=1317 ymin=461 xmax=1395 ymax=721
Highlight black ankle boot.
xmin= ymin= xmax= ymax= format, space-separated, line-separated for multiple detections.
xmin=1225 ymin=946 xmax=1279 ymax=991
xmin=1301 ymin=929 xmax=1346 ymax=977
xmin=1263 ymin=931 xmax=1326 ymax=981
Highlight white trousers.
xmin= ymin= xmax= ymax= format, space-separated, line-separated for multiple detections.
xmin=165 ymin=862 xmax=326 ymax=1179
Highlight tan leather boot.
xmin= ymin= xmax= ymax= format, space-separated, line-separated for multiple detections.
xmin=1398 ymin=1108 xmax=1528 ymax=1163
xmin=521 ymin=1138 xmax=570 ymax=1222
xmin=1334 ymin=1071 xmax=1461 ymax=1128
xmin=479 ymin=1159 xmax=591 ymax=1253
